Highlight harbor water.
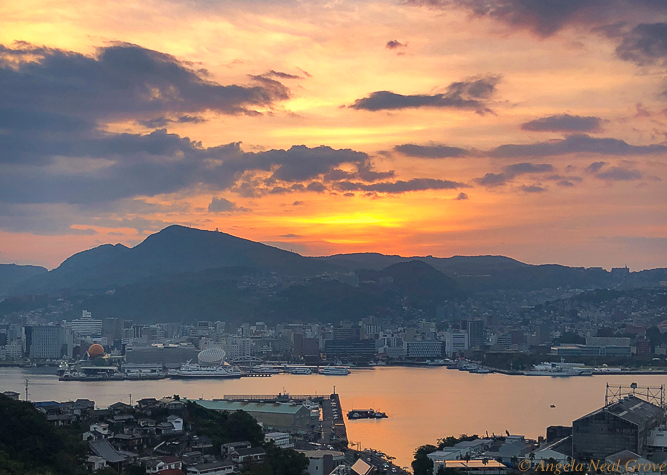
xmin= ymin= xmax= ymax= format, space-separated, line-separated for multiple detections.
xmin=1 ymin=365 xmax=665 ymax=468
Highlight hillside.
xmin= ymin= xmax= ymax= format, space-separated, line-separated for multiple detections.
xmin=13 ymin=226 xmax=337 ymax=295
xmin=0 ymin=264 xmax=47 ymax=298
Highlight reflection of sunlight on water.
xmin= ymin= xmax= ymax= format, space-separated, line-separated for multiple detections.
xmin=2 ymin=366 xmax=664 ymax=468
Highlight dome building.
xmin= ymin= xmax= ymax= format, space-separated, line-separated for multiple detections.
xmin=198 ymin=348 xmax=226 ymax=366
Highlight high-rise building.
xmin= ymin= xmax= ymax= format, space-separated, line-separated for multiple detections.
xmin=25 ymin=325 xmax=67 ymax=359
xmin=445 ymin=330 xmax=469 ymax=357
xmin=467 ymin=320 xmax=485 ymax=348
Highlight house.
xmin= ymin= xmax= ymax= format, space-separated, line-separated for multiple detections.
xmin=186 ymin=460 xmax=236 ymax=475
xmin=230 ymin=446 xmax=266 ymax=465
xmin=145 ymin=455 xmax=184 ymax=474
xmin=167 ymin=415 xmax=184 ymax=432
xmin=605 ymin=450 xmax=661 ymax=475
xmin=295 ymin=450 xmax=345 ymax=475
xmin=265 ymin=432 xmax=292 ymax=449
xmin=109 ymin=402 xmax=133 ymax=414
xmin=442 ymin=460 xmax=508 ymax=475
xmin=222 ymin=441 xmax=252 ymax=457
xmin=86 ymin=455 xmax=108 ymax=471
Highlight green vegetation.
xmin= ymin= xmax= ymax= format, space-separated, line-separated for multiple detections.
xmin=0 ymin=394 xmax=87 ymax=475
xmin=185 ymin=402 xmax=308 ymax=475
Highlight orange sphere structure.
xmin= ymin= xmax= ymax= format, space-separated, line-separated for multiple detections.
xmin=87 ymin=343 xmax=105 ymax=359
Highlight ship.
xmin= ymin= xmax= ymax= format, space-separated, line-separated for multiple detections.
xmin=318 ymin=365 xmax=350 ymax=375
xmin=524 ymin=361 xmax=593 ymax=377
xmin=347 ymin=408 xmax=388 ymax=419
xmin=251 ymin=365 xmax=279 ymax=375
xmin=169 ymin=361 xmax=242 ymax=378
xmin=288 ymin=366 xmax=313 ymax=375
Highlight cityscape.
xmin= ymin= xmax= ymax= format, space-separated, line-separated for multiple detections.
xmin=2 ymin=0 xmax=667 ymax=474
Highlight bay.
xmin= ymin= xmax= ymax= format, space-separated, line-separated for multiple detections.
xmin=1 ymin=366 xmax=664 ymax=468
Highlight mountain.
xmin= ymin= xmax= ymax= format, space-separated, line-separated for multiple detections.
xmin=316 ymin=253 xmax=528 ymax=275
xmin=13 ymin=225 xmax=338 ymax=295
xmin=0 ymin=264 xmax=47 ymax=297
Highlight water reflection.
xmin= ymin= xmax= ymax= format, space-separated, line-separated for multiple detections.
xmin=1 ymin=366 xmax=663 ymax=467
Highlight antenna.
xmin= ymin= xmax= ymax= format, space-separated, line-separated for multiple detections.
xmin=25 ymin=379 xmax=29 ymax=402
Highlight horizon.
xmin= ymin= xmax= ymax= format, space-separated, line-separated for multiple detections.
xmin=0 ymin=224 xmax=648 ymax=272
xmin=1 ymin=0 xmax=666 ymax=271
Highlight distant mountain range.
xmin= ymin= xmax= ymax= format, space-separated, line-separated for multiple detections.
xmin=3 ymin=225 xmax=667 ymax=302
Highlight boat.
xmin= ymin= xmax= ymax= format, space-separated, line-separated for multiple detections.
xmin=469 ymin=367 xmax=491 ymax=374
xmin=524 ymin=361 xmax=593 ymax=377
xmin=288 ymin=366 xmax=312 ymax=375
xmin=56 ymin=361 xmax=69 ymax=377
xmin=550 ymin=404 xmax=556 ymax=408
xmin=251 ymin=365 xmax=279 ymax=375
xmin=347 ymin=408 xmax=388 ymax=419
xmin=318 ymin=365 xmax=350 ymax=375
xmin=169 ymin=361 xmax=242 ymax=378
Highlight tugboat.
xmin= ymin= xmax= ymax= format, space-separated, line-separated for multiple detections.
xmin=347 ymin=408 xmax=388 ymax=419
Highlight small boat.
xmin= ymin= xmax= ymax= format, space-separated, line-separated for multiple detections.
xmin=550 ymin=404 xmax=556 ymax=408
xmin=347 ymin=408 xmax=388 ymax=419
xmin=288 ymin=366 xmax=312 ymax=375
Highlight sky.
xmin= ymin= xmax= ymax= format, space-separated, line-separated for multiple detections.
xmin=1 ymin=0 xmax=667 ymax=270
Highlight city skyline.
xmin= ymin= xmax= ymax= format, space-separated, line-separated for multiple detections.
xmin=1 ymin=0 xmax=667 ymax=270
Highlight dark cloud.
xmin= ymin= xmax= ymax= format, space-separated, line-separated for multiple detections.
xmin=520 ymin=184 xmax=547 ymax=193
xmin=521 ymin=114 xmax=603 ymax=133
xmin=615 ymin=23 xmax=667 ymax=65
xmin=264 ymin=70 xmax=303 ymax=79
xmin=335 ymin=178 xmax=469 ymax=193
xmin=586 ymin=161 xmax=607 ymax=173
xmin=0 ymin=42 xmax=290 ymax=124
xmin=394 ymin=143 xmax=470 ymax=158
xmin=138 ymin=115 xmax=207 ymax=128
xmin=408 ymin=0 xmax=667 ymax=37
xmin=208 ymin=197 xmax=249 ymax=213
xmin=455 ymin=192 xmax=469 ymax=200
xmin=475 ymin=162 xmax=555 ymax=187
xmin=595 ymin=166 xmax=643 ymax=180
xmin=349 ymin=75 xmax=500 ymax=113
xmin=490 ymin=134 xmax=667 ymax=158
xmin=386 ymin=40 xmax=406 ymax=49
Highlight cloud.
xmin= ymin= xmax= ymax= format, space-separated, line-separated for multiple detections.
xmin=334 ymin=178 xmax=469 ymax=193
xmin=490 ymin=134 xmax=667 ymax=158
xmin=521 ymin=114 xmax=603 ymax=133
xmin=475 ymin=162 xmax=555 ymax=187
xmin=0 ymin=42 xmax=290 ymax=125
xmin=520 ymin=184 xmax=547 ymax=193
xmin=408 ymin=1 xmax=667 ymax=37
xmin=138 ymin=115 xmax=207 ymax=128
xmin=595 ymin=166 xmax=643 ymax=181
xmin=349 ymin=75 xmax=500 ymax=113
xmin=615 ymin=23 xmax=667 ymax=65
xmin=386 ymin=40 xmax=406 ymax=49
xmin=208 ymin=197 xmax=249 ymax=213
xmin=394 ymin=143 xmax=470 ymax=158
xmin=586 ymin=161 xmax=607 ymax=173
xmin=454 ymin=192 xmax=469 ymax=200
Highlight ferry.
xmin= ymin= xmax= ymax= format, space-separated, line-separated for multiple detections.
xmin=319 ymin=365 xmax=351 ymax=375
xmin=288 ymin=366 xmax=313 ymax=375
xmin=251 ymin=365 xmax=279 ymax=375
xmin=169 ymin=362 xmax=242 ymax=379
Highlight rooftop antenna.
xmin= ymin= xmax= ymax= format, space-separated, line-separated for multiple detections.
xmin=24 ymin=379 xmax=29 ymax=402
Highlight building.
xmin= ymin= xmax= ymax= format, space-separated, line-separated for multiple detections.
xmin=572 ymin=395 xmax=665 ymax=459
xmin=70 ymin=310 xmax=103 ymax=337
xmin=25 ymin=325 xmax=67 ymax=359
xmin=265 ymin=432 xmax=292 ymax=448
xmin=186 ymin=461 xmax=235 ymax=475
xmin=405 ymin=341 xmax=443 ymax=358
xmin=467 ymin=320 xmax=485 ymax=348
xmin=296 ymin=450 xmax=345 ymax=475
xmin=193 ymin=400 xmax=313 ymax=433
xmin=445 ymin=330 xmax=469 ymax=357
xmin=324 ymin=339 xmax=375 ymax=358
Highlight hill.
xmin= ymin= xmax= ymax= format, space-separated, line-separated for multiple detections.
xmin=13 ymin=226 xmax=337 ymax=295
xmin=0 ymin=264 xmax=47 ymax=298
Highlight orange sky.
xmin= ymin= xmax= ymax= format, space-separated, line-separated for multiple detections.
xmin=1 ymin=0 xmax=666 ymax=270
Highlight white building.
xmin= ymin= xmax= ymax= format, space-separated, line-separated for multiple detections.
xmin=445 ymin=330 xmax=469 ymax=357
xmin=265 ymin=432 xmax=292 ymax=448
xmin=70 ymin=311 xmax=102 ymax=337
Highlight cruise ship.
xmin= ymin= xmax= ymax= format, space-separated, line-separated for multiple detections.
xmin=169 ymin=362 xmax=242 ymax=378
xmin=318 ymin=365 xmax=350 ymax=375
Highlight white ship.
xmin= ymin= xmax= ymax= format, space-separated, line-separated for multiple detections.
xmin=318 ymin=365 xmax=350 ymax=375
xmin=287 ymin=366 xmax=312 ymax=375
xmin=524 ymin=361 xmax=593 ymax=377
xmin=252 ymin=365 xmax=279 ymax=374
xmin=169 ymin=362 xmax=242 ymax=378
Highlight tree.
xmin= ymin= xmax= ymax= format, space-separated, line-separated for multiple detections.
xmin=412 ymin=445 xmax=437 ymax=475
